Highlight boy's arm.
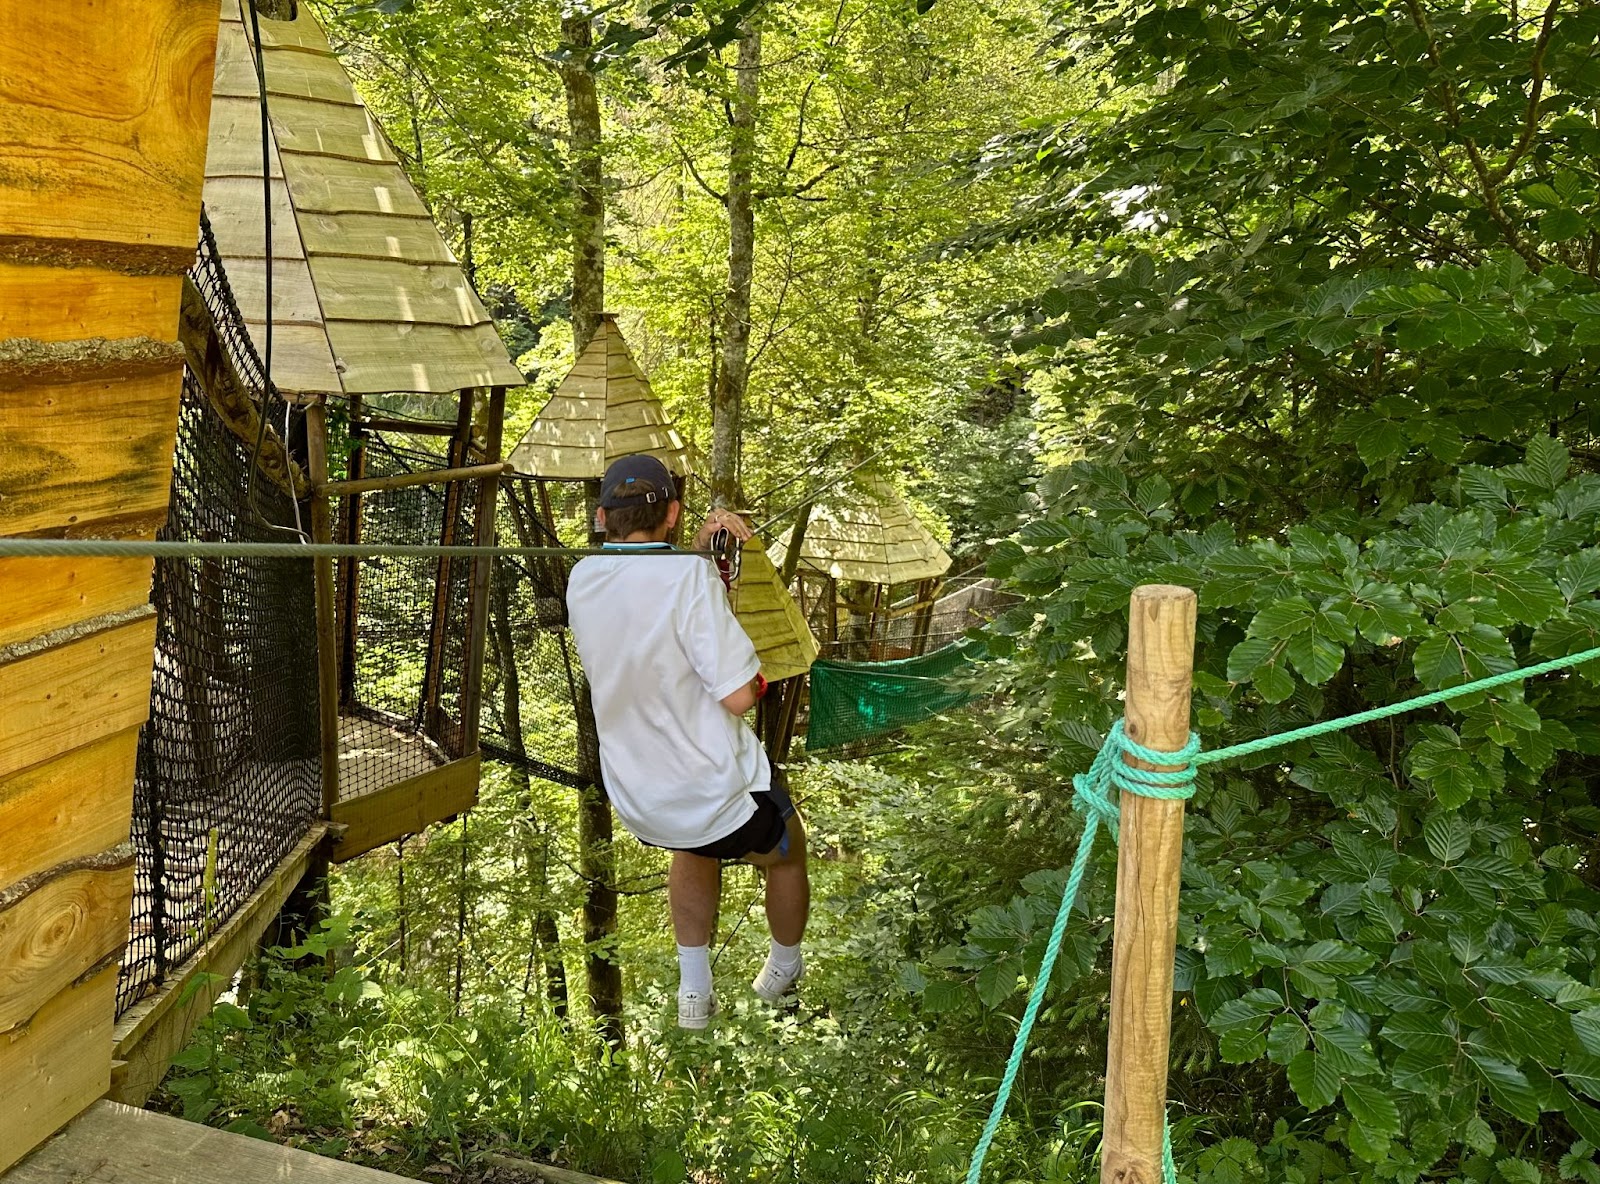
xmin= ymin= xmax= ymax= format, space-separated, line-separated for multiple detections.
xmin=676 ymin=561 xmax=762 ymax=710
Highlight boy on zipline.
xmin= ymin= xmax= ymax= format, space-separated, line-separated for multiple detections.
xmin=566 ymin=454 xmax=810 ymax=1029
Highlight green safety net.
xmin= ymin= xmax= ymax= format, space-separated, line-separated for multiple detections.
xmin=806 ymin=639 xmax=983 ymax=751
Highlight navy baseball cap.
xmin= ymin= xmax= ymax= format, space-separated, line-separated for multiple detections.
xmin=599 ymin=454 xmax=678 ymax=508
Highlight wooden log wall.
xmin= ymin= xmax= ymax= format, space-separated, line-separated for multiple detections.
xmin=0 ymin=0 xmax=221 ymax=1172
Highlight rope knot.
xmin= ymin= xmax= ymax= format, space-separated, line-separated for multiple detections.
xmin=1070 ymin=720 xmax=1200 ymax=843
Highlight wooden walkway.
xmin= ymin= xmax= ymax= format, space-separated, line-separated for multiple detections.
xmin=6 ymin=1102 xmax=413 ymax=1184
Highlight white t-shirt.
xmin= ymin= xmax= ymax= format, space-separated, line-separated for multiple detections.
xmin=566 ymin=543 xmax=768 ymax=849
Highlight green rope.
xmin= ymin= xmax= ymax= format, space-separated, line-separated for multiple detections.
xmin=967 ymin=639 xmax=1600 ymax=1183
xmin=0 ymin=539 xmax=715 ymax=561
xmin=1196 ymin=641 xmax=1600 ymax=766
xmin=966 ymin=721 xmax=1199 ymax=1184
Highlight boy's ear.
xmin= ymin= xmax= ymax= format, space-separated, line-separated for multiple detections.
xmin=596 ymin=506 xmax=608 ymax=530
xmin=666 ymin=501 xmax=681 ymax=530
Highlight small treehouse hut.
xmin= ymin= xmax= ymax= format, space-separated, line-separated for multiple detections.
xmin=201 ymin=0 xmax=524 ymax=861
xmin=770 ymin=472 xmax=953 ymax=660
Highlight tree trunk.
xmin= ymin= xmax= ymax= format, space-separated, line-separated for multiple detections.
xmin=576 ymin=681 xmax=623 ymax=1048
xmin=490 ymin=567 xmax=569 ymax=1017
xmin=710 ymin=21 xmax=761 ymax=508
xmin=561 ymin=14 xmax=604 ymax=353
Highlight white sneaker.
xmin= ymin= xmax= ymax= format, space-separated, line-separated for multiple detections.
xmin=678 ymin=991 xmax=717 ymax=1030
xmin=752 ymin=954 xmax=804 ymax=1004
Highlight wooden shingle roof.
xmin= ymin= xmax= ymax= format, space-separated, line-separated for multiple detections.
xmin=731 ymin=541 xmax=819 ymax=683
xmin=506 ymin=314 xmax=690 ymax=479
xmin=203 ymin=0 xmax=524 ymax=396
xmin=768 ymin=472 xmax=952 ymax=586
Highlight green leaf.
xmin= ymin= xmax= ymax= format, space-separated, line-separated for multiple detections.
xmin=1288 ymin=1050 xmax=1341 ymax=1110
xmin=1342 ymin=1080 xmax=1402 ymax=1137
xmin=1541 ymin=207 xmax=1589 ymax=242
xmin=1468 ymin=1051 xmax=1542 ymax=1123
xmin=1526 ymin=434 xmax=1573 ymax=492
xmin=1423 ymin=812 xmax=1472 ymax=862
xmin=1496 ymin=1159 xmax=1542 ymax=1184
xmin=1299 ymin=939 xmax=1376 ymax=975
xmin=1574 ymin=1007 xmax=1600 ymax=1056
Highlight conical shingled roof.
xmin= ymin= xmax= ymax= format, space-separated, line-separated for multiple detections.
xmin=768 ymin=472 xmax=952 ymax=587
xmin=731 ymin=540 xmax=819 ymax=683
xmin=506 ymin=315 xmax=690 ymax=479
xmin=203 ymin=0 xmax=524 ymax=396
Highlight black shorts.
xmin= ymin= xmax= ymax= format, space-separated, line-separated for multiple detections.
xmin=677 ymin=766 xmax=795 ymax=861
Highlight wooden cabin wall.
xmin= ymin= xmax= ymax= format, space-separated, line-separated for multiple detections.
xmin=0 ymin=0 xmax=221 ymax=1171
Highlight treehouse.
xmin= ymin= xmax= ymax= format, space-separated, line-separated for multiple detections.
xmin=502 ymin=314 xmax=818 ymax=760
xmin=768 ymin=471 xmax=953 ymax=660
xmin=200 ymin=0 xmax=524 ymax=861
xmin=0 ymin=2 xmax=520 ymax=1177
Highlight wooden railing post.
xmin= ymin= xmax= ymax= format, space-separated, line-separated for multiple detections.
xmin=305 ymin=398 xmax=341 ymax=817
xmin=1102 ymin=584 xmax=1197 ymax=1183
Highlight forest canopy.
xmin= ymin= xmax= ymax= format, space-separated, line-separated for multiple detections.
xmin=176 ymin=0 xmax=1600 ymax=1180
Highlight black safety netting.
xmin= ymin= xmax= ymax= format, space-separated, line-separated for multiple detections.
xmin=119 ymin=213 xmax=322 ymax=1016
xmin=478 ymin=478 xmax=591 ymax=789
xmin=334 ymin=435 xmax=481 ymax=801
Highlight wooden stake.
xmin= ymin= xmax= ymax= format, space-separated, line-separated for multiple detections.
xmin=305 ymin=399 xmax=341 ymax=817
xmin=1102 ymin=584 xmax=1197 ymax=1184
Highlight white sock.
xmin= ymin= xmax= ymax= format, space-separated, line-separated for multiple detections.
xmin=677 ymin=944 xmax=712 ymax=997
xmin=767 ymin=938 xmax=802 ymax=972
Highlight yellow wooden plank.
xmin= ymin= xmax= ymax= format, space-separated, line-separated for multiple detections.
xmin=257 ymin=8 xmax=335 ymax=52
xmin=0 ymin=860 xmax=133 ymax=1036
xmin=218 ymin=256 xmax=328 ymax=326
xmin=296 ymin=211 xmax=456 ymax=262
xmin=0 ymin=1 xmax=219 ymax=255
xmin=0 ymin=618 xmax=156 ymax=784
xmin=0 ymin=266 xmax=182 ymax=345
xmin=264 ymin=53 xmax=363 ymax=105
xmin=326 ymin=321 xmax=525 ymax=395
xmin=272 ymin=99 xmax=400 ymax=165
xmin=0 ymin=374 xmax=182 ymax=538
xmin=109 ymin=825 xmax=327 ymax=1107
xmin=200 ymin=178 xmax=300 ymax=257
xmin=330 ymin=755 xmax=480 ymax=862
xmin=204 ymin=96 xmax=286 ymax=178
xmin=0 ymin=730 xmax=140 ymax=890
xmin=0 ymin=555 xmax=152 ymax=650
xmin=0 ymin=964 xmax=117 ymax=1174
xmin=278 ymin=155 xmax=431 ymax=218
xmin=309 ymin=257 xmax=493 ymax=327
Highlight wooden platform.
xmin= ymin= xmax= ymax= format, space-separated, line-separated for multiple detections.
xmin=337 ymin=713 xmax=445 ymax=803
xmin=6 ymin=1101 xmax=413 ymax=1183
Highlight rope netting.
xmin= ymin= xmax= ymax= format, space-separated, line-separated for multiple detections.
xmin=119 ymin=214 xmax=322 ymax=1016
xmin=478 ymin=478 xmax=591 ymax=790
xmin=334 ymin=435 xmax=481 ymax=801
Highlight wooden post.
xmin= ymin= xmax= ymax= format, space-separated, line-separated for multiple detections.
xmin=420 ymin=392 xmax=475 ymax=747
xmin=336 ymin=406 xmax=364 ymax=709
xmin=305 ymin=399 xmax=342 ymax=817
xmin=460 ymin=387 xmax=506 ymax=754
xmin=1102 ymin=584 xmax=1197 ymax=1184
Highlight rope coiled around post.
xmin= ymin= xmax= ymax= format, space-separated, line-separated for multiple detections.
xmin=966 ymin=721 xmax=1197 ymax=1184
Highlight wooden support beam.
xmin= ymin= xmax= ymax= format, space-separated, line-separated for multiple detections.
xmin=0 ymin=557 xmax=152 ymax=651
xmin=328 ymin=755 xmax=480 ymax=862
xmin=0 ymin=729 xmax=139 ymax=889
xmin=459 ymin=387 xmax=506 ymax=754
xmin=0 ymin=377 xmax=183 ymax=539
xmin=1101 ymin=584 xmax=1197 ymax=1184
xmin=0 ymin=964 xmax=118 ymax=1175
xmin=358 ymin=415 xmax=462 ymax=437
xmin=316 ymin=460 xmax=510 ymax=500
xmin=419 ymin=394 xmax=474 ymax=751
xmin=108 ymin=825 xmax=330 ymax=1107
xmin=0 ymin=617 xmax=156 ymax=784
xmin=305 ymin=400 xmax=342 ymax=817
xmin=0 ymin=854 xmax=132 ymax=1038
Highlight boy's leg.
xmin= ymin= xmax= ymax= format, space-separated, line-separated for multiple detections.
xmin=744 ymin=811 xmax=809 ymax=944
xmin=669 ymin=851 xmax=721 ymax=946
xmin=670 ymin=852 xmax=721 ymax=1026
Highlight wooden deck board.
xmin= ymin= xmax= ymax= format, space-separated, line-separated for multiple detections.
xmin=7 ymin=1101 xmax=417 ymax=1183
